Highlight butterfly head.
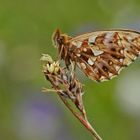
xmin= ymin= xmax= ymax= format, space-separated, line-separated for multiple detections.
xmin=52 ymin=29 xmax=70 ymax=48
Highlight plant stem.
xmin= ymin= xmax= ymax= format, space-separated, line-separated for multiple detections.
xmin=58 ymin=94 xmax=102 ymax=140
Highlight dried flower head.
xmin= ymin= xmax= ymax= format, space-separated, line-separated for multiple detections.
xmin=40 ymin=54 xmax=53 ymax=63
xmin=41 ymin=54 xmax=60 ymax=74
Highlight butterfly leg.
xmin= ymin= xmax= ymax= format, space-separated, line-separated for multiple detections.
xmin=57 ymin=45 xmax=64 ymax=61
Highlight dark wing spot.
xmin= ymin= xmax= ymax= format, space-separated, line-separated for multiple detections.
xmin=111 ymin=47 xmax=116 ymax=51
xmin=102 ymin=65 xmax=108 ymax=71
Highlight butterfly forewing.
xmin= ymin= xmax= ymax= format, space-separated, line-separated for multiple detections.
xmin=69 ymin=30 xmax=140 ymax=82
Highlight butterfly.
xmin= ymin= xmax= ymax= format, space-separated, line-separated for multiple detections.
xmin=52 ymin=29 xmax=140 ymax=82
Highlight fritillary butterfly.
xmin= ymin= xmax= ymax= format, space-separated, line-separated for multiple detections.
xmin=53 ymin=29 xmax=140 ymax=82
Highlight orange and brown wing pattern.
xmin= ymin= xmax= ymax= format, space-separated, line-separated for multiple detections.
xmin=70 ymin=30 xmax=140 ymax=82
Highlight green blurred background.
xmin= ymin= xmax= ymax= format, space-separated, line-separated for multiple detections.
xmin=0 ymin=0 xmax=140 ymax=140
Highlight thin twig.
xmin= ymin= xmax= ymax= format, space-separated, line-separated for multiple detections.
xmin=41 ymin=54 xmax=102 ymax=140
xmin=43 ymin=88 xmax=102 ymax=140
xmin=57 ymin=93 xmax=102 ymax=140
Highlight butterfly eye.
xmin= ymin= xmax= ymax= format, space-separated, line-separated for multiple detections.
xmin=57 ymin=36 xmax=64 ymax=44
xmin=53 ymin=36 xmax=64 ymax=48
xmin=53 ymin=29 xmax=62 ymax=47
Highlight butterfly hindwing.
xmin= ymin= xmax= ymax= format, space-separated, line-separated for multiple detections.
xmin=69 ymin=30 xmax=140 ymax=82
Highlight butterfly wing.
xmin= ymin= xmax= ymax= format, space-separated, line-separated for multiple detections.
xmin=69 ymin=30 xmax=140 ymax=82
